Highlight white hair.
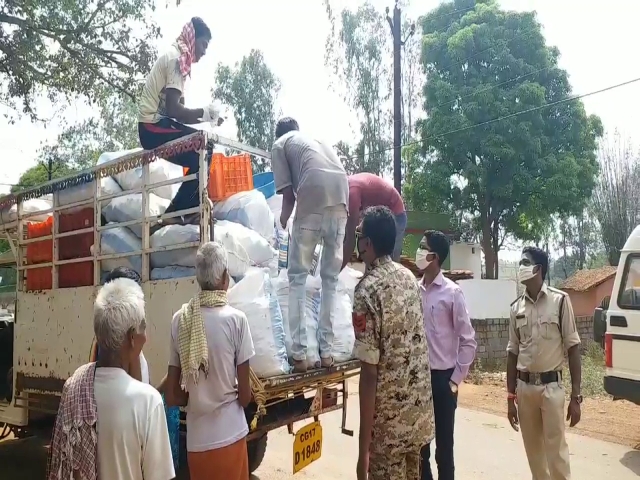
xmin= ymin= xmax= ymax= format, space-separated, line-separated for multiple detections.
xmin=196 ymin=241 xmax=228 ymax=290
xmin=94 ymin=278 xmax=146 ymax=352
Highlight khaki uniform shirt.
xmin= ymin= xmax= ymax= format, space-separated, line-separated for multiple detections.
xmin=507 ymin=284 xmax=581 ymax=373
xmin=352 ymin=256 xmax=435 ymax=452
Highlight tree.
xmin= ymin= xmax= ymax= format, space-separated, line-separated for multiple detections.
xmin=592 ymin=132 xmax=640 ymax=266
xmin=405 ymin=0 xmax=602 ymax=278
xmin=324 ymin=0 xmax=392 ymax=175
xmin=213 ymin=50 xmax=281 ymax=173
xmin=13 ymin=93 xmax=139 ymax=192
xmin=0 ymin=0 xmax=160 ymax=120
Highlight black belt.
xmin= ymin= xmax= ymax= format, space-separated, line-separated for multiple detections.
xmin=518 ymin=371 xmax=561 ymax=385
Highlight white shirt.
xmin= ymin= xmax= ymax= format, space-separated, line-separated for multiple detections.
xmin=138 ymin=44 xmax=185 ymax=124
xmin=169 ymin=304 xmax=255 ymax=452
xmin=95 ymin=368 xmax=175 ymax=480
xmin=140 ymin=352 xmax=150 ymax=384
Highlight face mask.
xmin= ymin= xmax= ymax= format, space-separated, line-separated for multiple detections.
xmin=518 ymin=264 xmax=537 ymax=283
xmin=415 ymin=249 xmax=432 ymax=271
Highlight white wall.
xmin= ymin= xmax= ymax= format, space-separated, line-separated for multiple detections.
xmin=458 ymin=279 xmax=518 ymax=319
xmin=450 ymin=242 xmax=482 ymax=279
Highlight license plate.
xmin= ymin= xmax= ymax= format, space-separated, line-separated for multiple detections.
xmin=292 ymin=421 xmax=323 ymax=473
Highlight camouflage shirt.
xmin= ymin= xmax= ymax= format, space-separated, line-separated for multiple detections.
xmin=353 ymin=256 xmax=435 ymax=450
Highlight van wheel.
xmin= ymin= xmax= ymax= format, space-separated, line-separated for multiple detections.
xmin=248 ymin=434 xmax=268 ymax=474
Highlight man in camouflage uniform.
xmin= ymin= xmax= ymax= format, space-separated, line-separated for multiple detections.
xmin=352 ymin=206 xmax=435 ymax=480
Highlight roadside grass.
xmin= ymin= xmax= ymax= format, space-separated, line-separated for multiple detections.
xmin=467 ymin=341 xmax=607 ymax=399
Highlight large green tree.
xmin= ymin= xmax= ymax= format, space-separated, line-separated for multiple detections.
xmin=13 ymin=94 xmax=139 ymax=192
xmin=405 ymin=0 xmax=602 ymax=278
xmin=213 ymin=49 xmax=280 ymax=172
xmin=324 ymin=0 xmax=392 ymax=175
xmin=0 ymin=0 xmax=159 ymax=120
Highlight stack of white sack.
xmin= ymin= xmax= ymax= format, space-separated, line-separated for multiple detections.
xmin=274 ymin=266 xmax=361 ymax=364
xmin=147 ymin=221 xmax=275 ymax=280
xmin=213 ymin=190 xmax=275 ymax=244
xmin=228 ymin=267 xmax=290 ymax=378
xmin=0 ymin=197 xmax=52 ymax=224
xmin=56 ymin=151 xmax=129 ymax=210
xmin=94 ymin=225 xmax=142 ymax=276
xmin=103 ymin=193 xmax=170 ymax=238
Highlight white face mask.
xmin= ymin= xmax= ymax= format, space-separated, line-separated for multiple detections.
xmin=518 ymin=264 xmax=537 ymax=283
xmin=416 ymin=249 xmax=432 ymax=271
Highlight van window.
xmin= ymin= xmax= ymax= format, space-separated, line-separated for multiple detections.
xmin=618 ymin=255 xmax=640 ymax=309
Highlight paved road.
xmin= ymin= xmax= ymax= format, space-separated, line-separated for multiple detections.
xmin=1 ymin=399 xmax=639 ymax=479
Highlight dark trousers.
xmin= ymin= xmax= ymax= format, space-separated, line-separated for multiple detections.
xmin=421 ymin=368 xmax=457 ymax=480
xmin=138 ymin=119 xmax=203 ymax=214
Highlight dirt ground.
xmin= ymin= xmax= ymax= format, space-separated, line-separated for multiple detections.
xmin=459 ymin=378 xmax=640 ymax=449
xmin=1 ymin=378 xmax=639 ymax=479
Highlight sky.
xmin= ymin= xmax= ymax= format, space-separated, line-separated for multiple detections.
xmin=1 ymin=0 xmax=639 ymax=259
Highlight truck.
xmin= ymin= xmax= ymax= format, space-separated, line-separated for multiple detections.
xmin=599 ymin=225 xmax=640 ymax=405
xmin=0 ymin=131 xmax=360 ymax=475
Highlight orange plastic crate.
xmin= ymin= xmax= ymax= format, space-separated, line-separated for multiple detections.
xmin=59 ymin=262 xmax=93 ymax=288
xmin=26 ymin=218 xmax=53 ymax=265
xmin=208 ymin=153 xmax=253 ymax=201
xmin=26 ymin=267 xmax=52 ymax=291
xmin=59 ymin=208 xmax=94 ymax=261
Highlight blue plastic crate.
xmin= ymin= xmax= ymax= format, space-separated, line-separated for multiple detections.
xmin=253 ymin=172 xmax=275 ymax=199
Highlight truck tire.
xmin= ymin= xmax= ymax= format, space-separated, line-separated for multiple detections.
xmin=247 ymin=434 xmax=268 ymax=474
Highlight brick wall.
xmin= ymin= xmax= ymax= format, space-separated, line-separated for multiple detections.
xmin=471 ymin=315 xmax=595 ymax=365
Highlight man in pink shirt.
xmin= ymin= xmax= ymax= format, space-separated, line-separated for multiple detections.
xmin=342 ymin=172 xmax=406 ymax=269
xmin=416 ymin=230 xmax=477 ymax=480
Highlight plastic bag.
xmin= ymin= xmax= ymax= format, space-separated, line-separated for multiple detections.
xmin=215 ymin=220 xmax=275 ymax=267
xmin=228 ymin=267 xmax=290 ymax=378
xmin=1 ymin=198 xmax=52 ymax=224
xmin=213 ymin=190 xmax=275 ymax=242
xmin=96 ymin=226 xmax=142 ymax=275
xmin=213 ymin=221 xmax=251 ymax=278
xmin=103 ymin=193 xmax=170 ymax=238
xmin=150 ymin=224 xmax=199 ymax=269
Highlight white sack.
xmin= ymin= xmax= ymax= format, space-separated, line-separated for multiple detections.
xmin=1 ymin=198 xmax=52 ymax=224
xmin=213 ymin=190 xmax=275 ymax=242
xmin=96 ymin=226 xmax=142 ymax=275
xmin=216 ymin=220 xmax=275 ymax=267
xmin=57 ymin=153 xmax=124 ymax=207
xmin=102 ymin=193 xmax=170 ymax=238
xmin=112 ymin=153 xmax=183 ymax=200
xmin=151 ymin=266 xmax=195 ymax=281
xmin=213 ymin=221 xmax=251 ymax=278
xmin=228 ymin=267 xmax=290 ymax=378
xmin=150 ymin=224 xmax=199 ymax=269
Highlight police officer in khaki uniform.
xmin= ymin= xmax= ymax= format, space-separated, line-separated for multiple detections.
xmin=507 ymin=246 xmax=582 ymax=480
xmin=352 ymin=206 xmax=435 ymax=480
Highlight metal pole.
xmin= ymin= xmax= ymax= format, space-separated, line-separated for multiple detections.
xmin=387 ymin=1 xmax=402 ymax=194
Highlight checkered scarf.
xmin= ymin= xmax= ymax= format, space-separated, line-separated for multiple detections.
xmin=178 ymin=290 xmax=228 ymax=389
xmin=47 ymin=363 xmax=98 ymax=480
xmin=176 ymin=21 xmax=196 ymax=77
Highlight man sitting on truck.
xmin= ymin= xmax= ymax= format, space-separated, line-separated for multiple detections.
xmin=352 ymin=206 xmax=435 ymax=480
xmin=165 ymin=242 xmax=255 ymax=480
xmin=137 ymin=17 xmax=223 ymax=223
xmin=272 ymin=117 xmax=349 ymax=372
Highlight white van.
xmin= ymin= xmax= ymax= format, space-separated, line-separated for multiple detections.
xmin=603 ymin=225 xmax=640 ymax=405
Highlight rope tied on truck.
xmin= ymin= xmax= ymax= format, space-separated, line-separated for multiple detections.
xmin=249 ymin=368 xmax=267 ymax=430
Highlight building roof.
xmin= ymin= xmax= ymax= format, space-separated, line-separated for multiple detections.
xmin=559 ymin=266 xmax=617 ymax=292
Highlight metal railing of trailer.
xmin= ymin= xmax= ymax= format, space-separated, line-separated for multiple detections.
xmin=0 ymin=132 xmax=272 ymax=290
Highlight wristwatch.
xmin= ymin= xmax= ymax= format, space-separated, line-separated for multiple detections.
xmin=571 ymin=394 xmax=583 ymax=404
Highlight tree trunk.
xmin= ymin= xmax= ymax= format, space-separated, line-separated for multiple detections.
xmin=481 ymin=213 xmax=497 ymax=279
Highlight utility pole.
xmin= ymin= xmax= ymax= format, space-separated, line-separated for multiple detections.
xmin=386 ymin=1 xmax=414 ymax=194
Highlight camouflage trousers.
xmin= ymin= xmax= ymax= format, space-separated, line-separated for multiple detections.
xmin=369 ymin=443 xmax=424 ymax=480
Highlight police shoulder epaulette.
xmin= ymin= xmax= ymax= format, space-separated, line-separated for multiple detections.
xmin=547 ymin=286 xmax=568 ymax=297
xmin=510 ymin=294 xmax=523 ymax=307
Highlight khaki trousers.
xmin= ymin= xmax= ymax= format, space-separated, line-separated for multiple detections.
xmin=516 ymin=379 xmax=571 ymax=480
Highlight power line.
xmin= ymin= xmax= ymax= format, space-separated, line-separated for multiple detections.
xmin=348 ymin=75 xmax=640 ymax=161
